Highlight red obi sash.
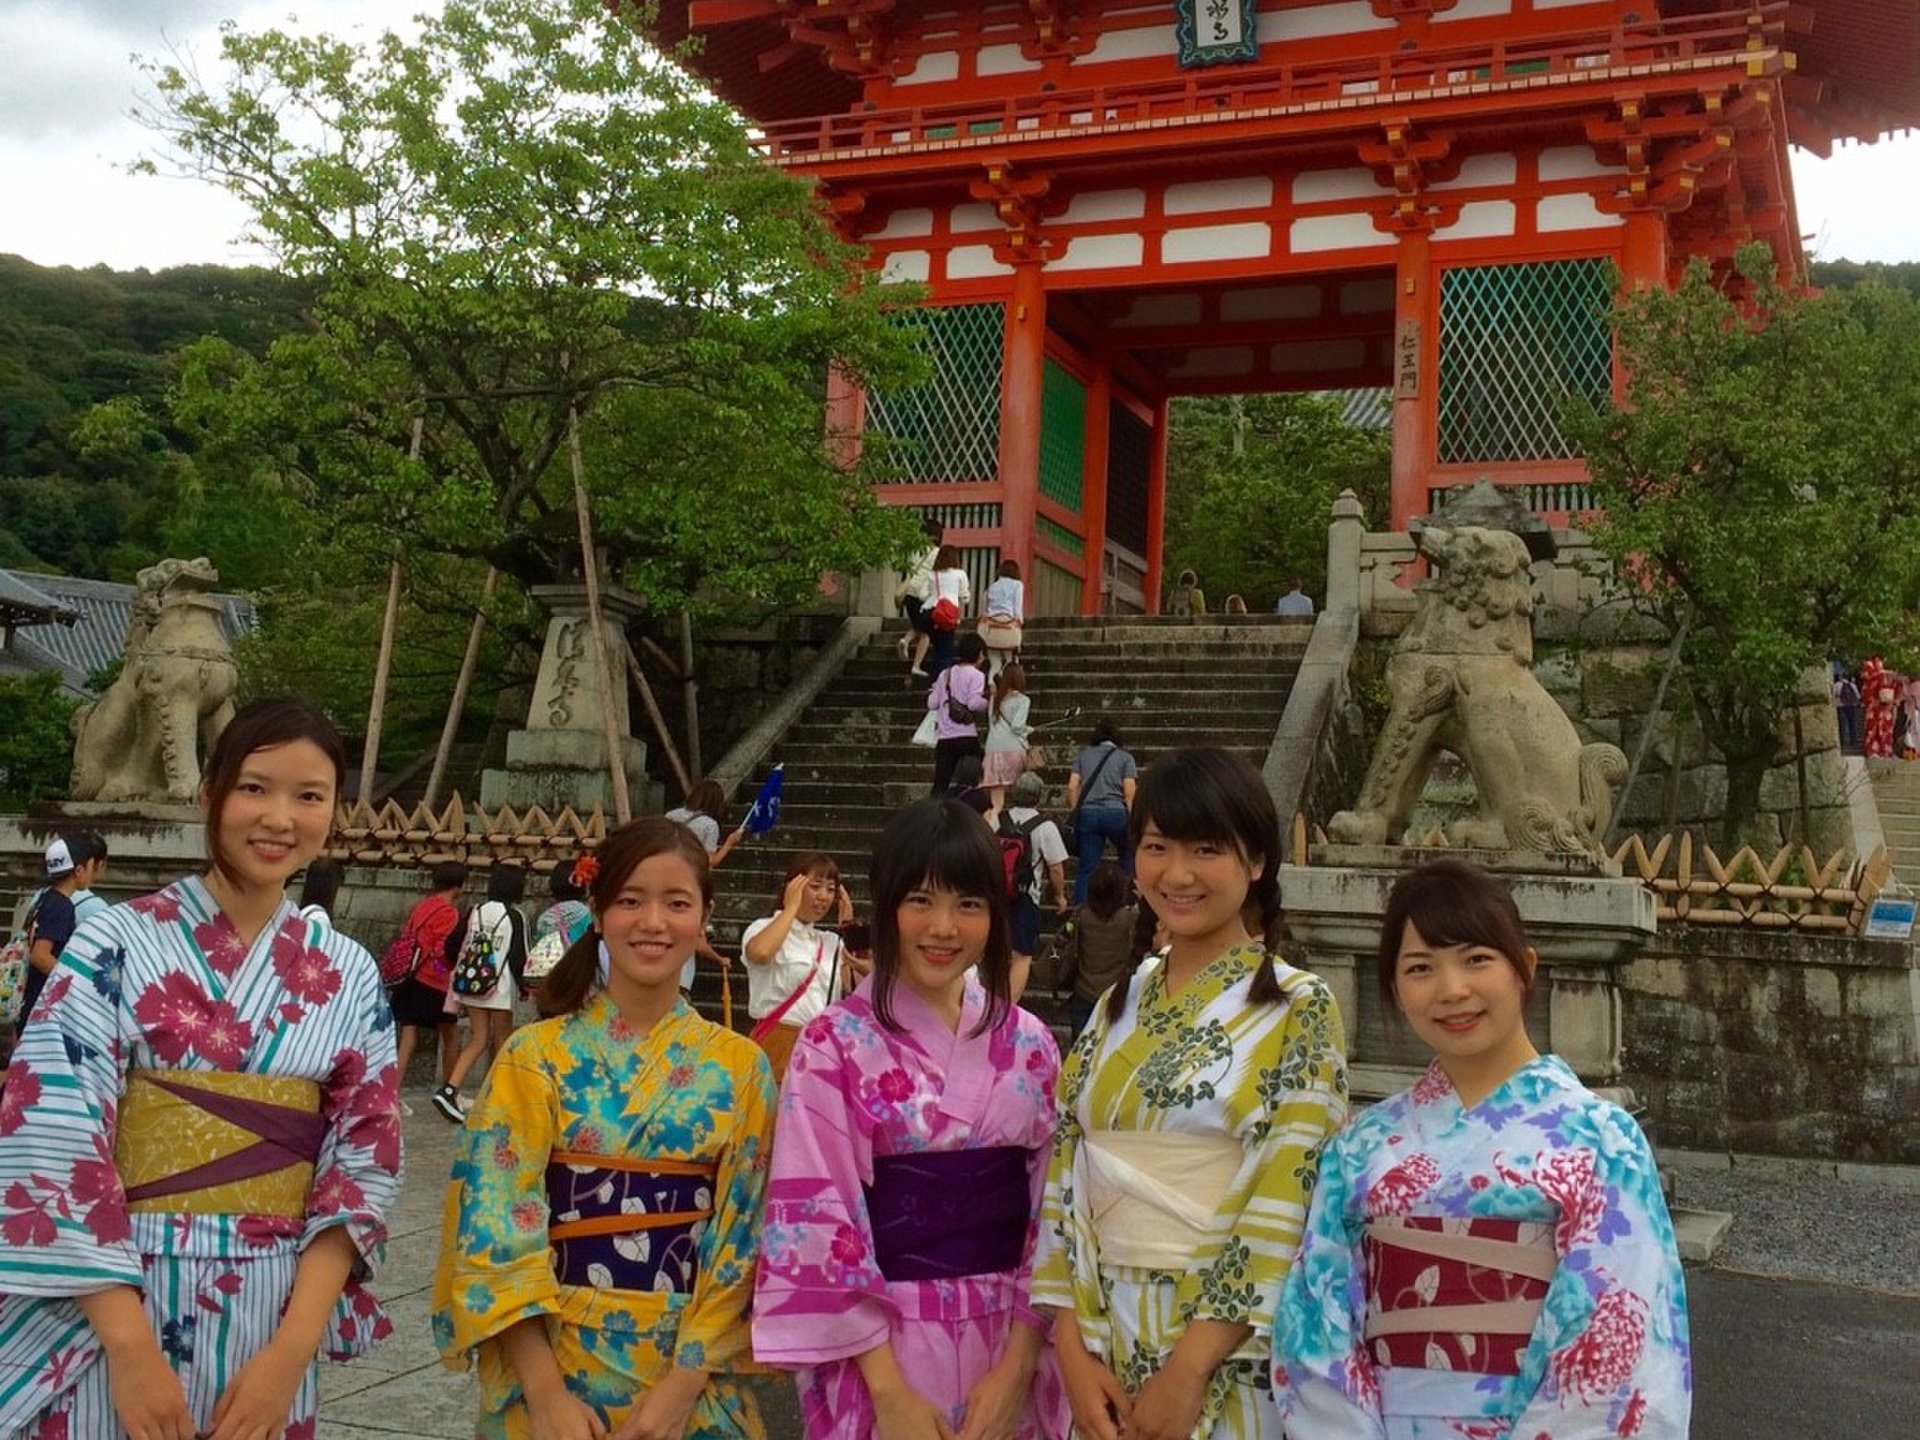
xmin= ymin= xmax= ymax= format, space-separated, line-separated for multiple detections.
xmin=1363 ymin=1217 xmax=1556 ymax=1376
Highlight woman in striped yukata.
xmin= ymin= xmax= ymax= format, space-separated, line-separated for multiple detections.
xmin=0 ymin=697 xmax=401 ymax=1440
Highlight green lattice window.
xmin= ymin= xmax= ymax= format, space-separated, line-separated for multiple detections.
xmin=867 ymin=304 xmax=1004 ymax=483
xmin=1039 ymin=516 xmax=1086 ymax=557
xmin=1437 ymin=258 xmax=1612 ymax=464
xmin=1039 ymin=358 xmax=1087 ymax=513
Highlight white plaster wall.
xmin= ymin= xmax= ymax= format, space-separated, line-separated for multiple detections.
xmin=1165 ymin=176 xmax=1275 ymax=216
xmin=1163 ymin=222 xmax=1273 ymax=263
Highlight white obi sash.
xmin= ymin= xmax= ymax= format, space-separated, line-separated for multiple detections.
xmin=1082 ymin=1130 xmax=1244 ymax=1271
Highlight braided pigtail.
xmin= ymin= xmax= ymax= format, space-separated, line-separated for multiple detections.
xmin=1103 ymin=901 xmax=1161 ymax=1024
xmin=1247 ymin=862 xmax=1285 ymax=1005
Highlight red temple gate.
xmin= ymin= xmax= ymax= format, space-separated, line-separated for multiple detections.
xmin=643 ymin=2 xmax=1919 ymax=613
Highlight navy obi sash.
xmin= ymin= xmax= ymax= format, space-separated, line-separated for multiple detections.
xmin=546 ymin=1151 xmax=715 ymax=1293
xmin=864 ymin=1145 xmax=1031 ymax=1282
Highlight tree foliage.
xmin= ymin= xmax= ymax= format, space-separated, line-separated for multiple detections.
xmin=1571 ymin=246 xmax=1920 ymax=841
xmin=140 ymin=0 xmax=925 ymax=624
xmin=1163 ymin=393 xmax=1390 ymax=609
xmin=0 ymin=672 xmax=80 ymax=809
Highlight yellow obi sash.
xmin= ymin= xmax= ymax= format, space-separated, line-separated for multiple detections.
xmin=115 ymin=1071 xmax=324 ymax=1218
xmin=1082 ymin=1130 xmax=1244 ymax=1271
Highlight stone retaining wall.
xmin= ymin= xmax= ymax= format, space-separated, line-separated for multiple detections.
xmin=1621 ymin=926 xmax=1920 ymax=1164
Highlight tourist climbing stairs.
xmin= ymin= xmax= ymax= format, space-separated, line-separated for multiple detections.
xmin=693 ymin=615 xmax=1312 ymax=1031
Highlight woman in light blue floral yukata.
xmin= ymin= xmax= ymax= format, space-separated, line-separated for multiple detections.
xmin=433 ymin=818 xmax=776 ymax=1440
xmin=1276 ymin=857 xmax=1691 ymax=1440
xmin=0 ymin=696 xmax=401 ymax=1440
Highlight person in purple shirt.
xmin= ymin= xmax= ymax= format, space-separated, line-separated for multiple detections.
xmin=928 ymin=633 xmax=990 ymax=796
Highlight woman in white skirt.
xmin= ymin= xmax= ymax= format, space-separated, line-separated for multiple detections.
xmin=982 ymin=662 xmax=1033 ymax=814
xmin=434 ymin=863 xmax=529 ymax=1122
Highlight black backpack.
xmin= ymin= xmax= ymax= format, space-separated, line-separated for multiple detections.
xmin=997 ymin=810 xmax=1044 ymax=900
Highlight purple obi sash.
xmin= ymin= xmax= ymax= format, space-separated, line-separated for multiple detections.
xmin=865 ymin=1145 xmax=1031 ymax=1282
xmin=546 ymin=1151 xmax=715 ymax=1293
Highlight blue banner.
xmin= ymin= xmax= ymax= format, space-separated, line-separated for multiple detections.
xmin=1177 ymin=0 xmax=1260 ymax=68
xmin=743 ymin=764 xmax=784 ymax=836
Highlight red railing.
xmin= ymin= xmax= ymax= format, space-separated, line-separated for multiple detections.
xmin=754 ymin=6 xmax=1784 ymax=163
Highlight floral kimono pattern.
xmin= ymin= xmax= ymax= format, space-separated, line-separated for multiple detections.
xmin=1032 ymin=945 xmax=1348 ymax=1440
xmin=433 ymin=994 xmax=776 ymax=1440
xmin=0 ymin=877 xmax=400 ymax=1440
xmin=755 ymin=977 xmax=1068 ymax=1438
xmin=1276 ymin=1055 xmax=1692 ymax=1440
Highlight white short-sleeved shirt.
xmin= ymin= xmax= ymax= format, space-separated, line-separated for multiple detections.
xmin=741 ymin=915 xmax=846 ymax=1027
xmin=1005 ymin=806 xmax=1068 ymax=904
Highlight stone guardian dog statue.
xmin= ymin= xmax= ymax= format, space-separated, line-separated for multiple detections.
xmin=69 ymin=557 xmax=240 ymax=805
xmin=1328 ymin=524 xmax=1626 ymax=855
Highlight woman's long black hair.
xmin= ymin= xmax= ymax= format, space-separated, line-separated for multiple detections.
xmin=867 ymin=798 xmax=1012 ymax=1038
xmin=1106 ymin=746 xmax=1286 ymax=1023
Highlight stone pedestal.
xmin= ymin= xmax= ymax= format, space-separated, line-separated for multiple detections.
xmin=479 ymin=585 xmax=659 ymax=816
xmin=1281 ymin=848 xmax=1656 ymax=1098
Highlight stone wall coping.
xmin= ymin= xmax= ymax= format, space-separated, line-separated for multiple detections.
xmin=1264 ymin=604 xmax=1359 ymax=828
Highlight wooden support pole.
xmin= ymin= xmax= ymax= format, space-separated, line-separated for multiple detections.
xmin=997 ymin=263 xmax=1048 ymax=582
xmin=357 ymin=410 xmax=424 ymax=806
xmin=623 ymin=639 xmax=693 ymax=798
xmin=424 ymin=566 xmax=499 ymax=809
xmin=680 ymin=610 xmax=702 ymax=782
xmin=568 ymin=404 xmax=632 ymax=823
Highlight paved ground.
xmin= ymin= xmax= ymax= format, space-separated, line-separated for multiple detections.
xmin=325 ymin=1108 xmax=1920 ymax=1439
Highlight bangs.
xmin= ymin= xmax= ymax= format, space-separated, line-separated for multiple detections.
xmin=911 ymin=819 xmax=1005 ymax=903
xmin=1128 ymin=747 xmax=1277 ymax=865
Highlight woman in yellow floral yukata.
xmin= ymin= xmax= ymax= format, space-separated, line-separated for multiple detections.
xmin=434 ymin=819 xmax=778 ymax=1440
xmin=1031 ymin=746 xmax=1349 ymax=1440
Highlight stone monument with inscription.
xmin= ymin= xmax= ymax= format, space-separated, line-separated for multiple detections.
xmin=479 ymin=584 xmax=657 ymax=816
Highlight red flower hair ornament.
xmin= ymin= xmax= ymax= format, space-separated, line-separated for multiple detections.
xmin=570 ymin=855 xmax=600 ymax=890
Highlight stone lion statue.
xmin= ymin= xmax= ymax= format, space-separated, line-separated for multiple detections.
xmin=1328 ymin=524 xmax=1627 ymax=856
xmin=69 ymin=557 xmax=239 ymax=805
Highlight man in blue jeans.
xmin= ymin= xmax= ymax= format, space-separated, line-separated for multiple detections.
xmin=1066 ymin=719 xmax=1138 ymax=905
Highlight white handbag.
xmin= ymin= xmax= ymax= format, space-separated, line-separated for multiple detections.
xmin=911 ymin=710 xmax=939 ymax=746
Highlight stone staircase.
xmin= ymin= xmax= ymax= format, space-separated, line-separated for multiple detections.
xmin=1866 ymin=757 xmax=1920 ymax=892
xmin=690 ymin=615 xmax=1312 ymax=1027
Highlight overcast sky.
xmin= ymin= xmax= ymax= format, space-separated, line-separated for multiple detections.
xmin=2 ymin=0 xmax=1914 ymax=272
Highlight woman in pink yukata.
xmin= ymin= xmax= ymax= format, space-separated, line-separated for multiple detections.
xmin=1275 ymin=857 xmax=1690 ymax=1440
xmin=754 ymin=797 xmax=1069 ymax=1440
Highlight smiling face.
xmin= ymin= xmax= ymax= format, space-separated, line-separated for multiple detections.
xmin=1133 ymin=822 xmax=1260 ymax=966
xmin=595 ymin=851 xmax=711 ymax=1003
xmin=1391 ymin=920 xmax=1537 ymax=1081
xmin=894 ymin=883 xmax=992 ymax=1015
xmin=205 ymin=740 xmax=337 ymax=893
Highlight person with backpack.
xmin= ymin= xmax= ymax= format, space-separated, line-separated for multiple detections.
xmin=435 ymin=864 xmax=531 ymax=1123
xmin=1065 ymin=718 xmax=1139 ymax=905
xmin=924 ymin=544 xmax=972 ymax=681
xmin=928 ymin=633 xmax=990 ymax=796
xmin=386 ymin=860 xmax=468 ymax=1114
xmin=525 ymin=857 xmax=594 ymax=995
xmin=999 ymin=770 xmax=1068 ymax=1005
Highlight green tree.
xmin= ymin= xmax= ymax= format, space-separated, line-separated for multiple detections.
xmin=141 ymin=0 xmax=924 ymax=629
xmin=1571 ymin=247 xmax=1920 ymax=842
xmin=0 ymin=672 xmax=80 ymax=809
xmin=1164 ymin=393 xmax=1390 ymax=608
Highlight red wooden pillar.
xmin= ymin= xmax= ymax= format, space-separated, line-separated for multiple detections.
xmin=1144 ymin=394 xmax=1170 ymax=615
xmin=997 ymin=263 xmax=1047 ymax=581
xmin=1078 ymin=356 xmax=1113 ymax=615
xmin=1389 ymin=228 xmax=1434 ymax=530
xmin=825 ymin=365 xmax=866 ymax=470
xmin=1620 ymin=210 xmax=1669 ymax=294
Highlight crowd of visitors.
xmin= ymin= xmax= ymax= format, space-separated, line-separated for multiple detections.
xmin=1832 ymin=655 xmax=1920 ymax=757
xmin=0 ymin=679 xmax=1690 ymax=1437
